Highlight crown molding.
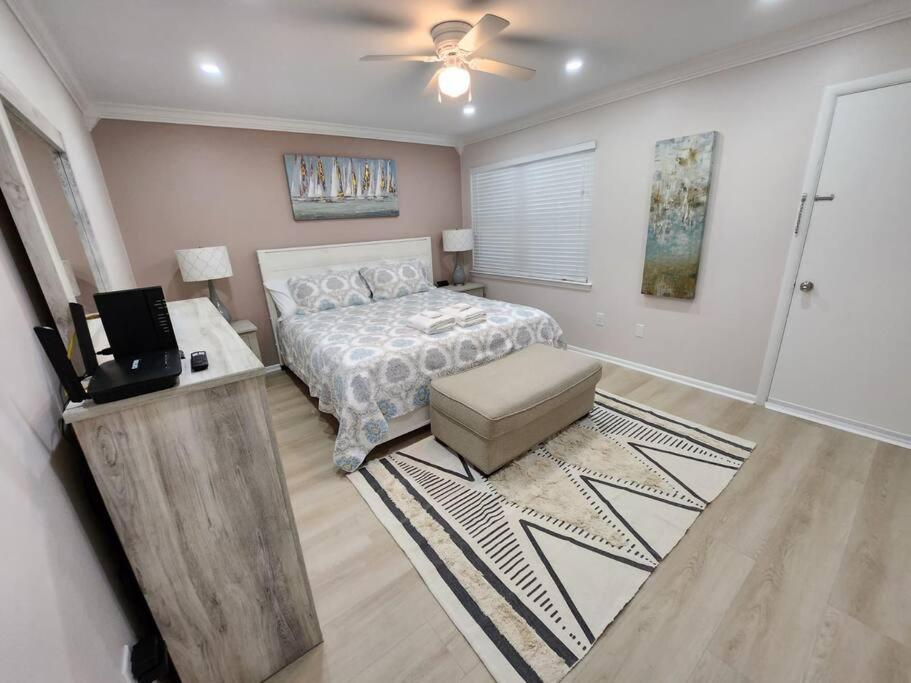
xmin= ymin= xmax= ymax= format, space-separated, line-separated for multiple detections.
xmin=92 ymin=102 xmax=460 ymax=148
xmin=5 ymin=0 xmax=94 ymax=118
xmin=9 ymin=0 xmax=909 ymax=149
xmin=461 ymin=1 xmax=911 ymax=146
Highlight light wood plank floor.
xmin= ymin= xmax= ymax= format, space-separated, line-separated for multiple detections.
xmin=265 ymin=363 xmax=910 ymax=683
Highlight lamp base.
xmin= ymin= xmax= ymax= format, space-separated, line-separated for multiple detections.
xmin=208 ymin=279 xmax=232 ymax=322
xmin=451 ymin=253 xmax=466 ymax=286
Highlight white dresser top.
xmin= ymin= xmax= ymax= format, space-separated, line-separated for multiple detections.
xmin=63 ymin=298 xmax=263 ymax=424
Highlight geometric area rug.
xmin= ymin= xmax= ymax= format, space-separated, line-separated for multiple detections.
xmin=348 ymin=389 xmax=755 ymax=683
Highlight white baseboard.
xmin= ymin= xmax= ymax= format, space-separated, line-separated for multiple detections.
xmin=566 ymin=345 xmax=909 ymax=449
xmin=568 ymin=345 xmax=756 ymax=404
xmin=765 ymin=399 xmax=911 ymax=450
xmin=264 ymin=363 xmax=283 ymax=375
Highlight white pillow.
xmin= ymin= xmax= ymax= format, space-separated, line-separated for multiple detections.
xmin=264 ymin=279 xmax=298 ymax=320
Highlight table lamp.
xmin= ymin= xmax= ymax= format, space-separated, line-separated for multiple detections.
xmin=175 ymin=246 xmax=234 ymax=321
xmin=442 ymin=228 xmax=473 ymax=286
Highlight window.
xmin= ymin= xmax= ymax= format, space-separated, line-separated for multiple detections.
xmin=470 ymin=142 xmax=595 ymax=285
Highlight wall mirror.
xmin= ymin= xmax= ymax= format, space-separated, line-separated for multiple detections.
xmin=0 ymin=77 xmax=110 ymax=346
xmin=8 ymin=112 xmax=100 ymax=310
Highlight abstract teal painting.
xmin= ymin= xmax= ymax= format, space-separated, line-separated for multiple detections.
xmin=641 ymin=132 xmax=717 ymax=298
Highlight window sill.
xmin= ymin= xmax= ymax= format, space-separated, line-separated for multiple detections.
xmin=471 ymin=271 xmax=593 ymax=291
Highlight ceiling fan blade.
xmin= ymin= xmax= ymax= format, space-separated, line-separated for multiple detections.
xmin=423 ymin=69 xmax=441 ymax=95
xmin=458 ymin=14 xmax=510 ymax=53
xmin=360 ymin=54 xmax=440 ymax=62
xmin=469 ymin=57 xmax=535 ymax=81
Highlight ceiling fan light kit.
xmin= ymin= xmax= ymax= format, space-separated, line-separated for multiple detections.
xmin=438 ymin=64 xmax=471 ymax=98
xmin=360 ymin=14 xmax=535 ymax=105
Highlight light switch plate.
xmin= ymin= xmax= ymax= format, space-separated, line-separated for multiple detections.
xmin=594 ymin=312 xmax=606 ymax=327
xmin=635 ymin=323 xmax=646 ymax=338
xmin=121 ymin=644 xmax=135 ymax=682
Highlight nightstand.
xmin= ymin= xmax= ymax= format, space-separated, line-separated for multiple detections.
xmin=445 ymin=282 xmax=486 ymax=297
xmin=231 ymin=319 xmax=262 ymax=361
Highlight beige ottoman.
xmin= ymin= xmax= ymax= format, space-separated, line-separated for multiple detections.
xmin=430 ymin=344 xmax=603 ymax=475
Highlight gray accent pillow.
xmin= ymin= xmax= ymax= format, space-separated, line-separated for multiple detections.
xmin=287 ymin=269 xmax=371 ymax=314
xmin=359 ymin=259 xmax=430 ymax=301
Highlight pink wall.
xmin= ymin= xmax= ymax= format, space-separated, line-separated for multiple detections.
xmin=92 ymin=120 xmax=462 ymax=364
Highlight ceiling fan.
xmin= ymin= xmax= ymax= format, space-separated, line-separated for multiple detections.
xmin=360 ymin=14 xmax=535 ymax=102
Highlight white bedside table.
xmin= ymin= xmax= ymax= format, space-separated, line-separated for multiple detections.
xmin=231 ymin=319 xmax=262 ymax=361
xmin=445 ymin=282 xmax=486 ymax=298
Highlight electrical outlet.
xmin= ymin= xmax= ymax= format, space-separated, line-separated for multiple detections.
xmin=635 ymin=323 xmax=646 ymax=338
xmin=594 ymin=312 xmax=606 ymax=327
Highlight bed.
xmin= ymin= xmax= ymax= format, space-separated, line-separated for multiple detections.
xmin=258 ymin=237 xmax=565 ymax=471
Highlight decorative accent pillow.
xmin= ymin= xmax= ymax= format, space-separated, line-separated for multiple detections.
xmin=287 ymin=269 xmax=371 ymax=314
xmin=359 ymin=259 xmax=430 ymax=301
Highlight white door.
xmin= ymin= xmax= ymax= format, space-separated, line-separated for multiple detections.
xmin=769 ymin=80 xmax=911 ymax=441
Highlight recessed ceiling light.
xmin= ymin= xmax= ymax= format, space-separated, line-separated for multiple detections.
xmin=565 ymin=58 xmax=584 ymax=74
xmin=463 ymin=104 xmax=476 ymax=116
xmin=199 ymin=63 xmax=221 ymax=75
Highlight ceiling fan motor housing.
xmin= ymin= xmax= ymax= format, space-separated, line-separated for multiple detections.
xmin=360 ymin=14 xmax=533 ymax=96
xmin=431 ymin=20 xmax=472 ymax=60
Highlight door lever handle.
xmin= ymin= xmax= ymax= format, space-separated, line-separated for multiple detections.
xmin=794 ymin=193 xmax=808 ymax=235
xmin=794 ymin=193 xmax=836 ymax=236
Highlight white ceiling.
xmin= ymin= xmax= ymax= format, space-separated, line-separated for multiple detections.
xmin=15 ymin=0 xmax=902 ymax=142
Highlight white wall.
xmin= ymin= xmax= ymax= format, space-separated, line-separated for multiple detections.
xmin=0 ymin=209 xmax=135 ymax=682
xmin=461 ymin=20 xmax=911 ymax=396
xmin=0 ymin=1 xmax=134 ymax=289
xmin=0 ymin=3 xmax=135 ymax=681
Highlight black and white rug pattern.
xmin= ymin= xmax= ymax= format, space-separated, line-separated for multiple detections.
xmin=349 ymin=390 xmax=755 ymax=683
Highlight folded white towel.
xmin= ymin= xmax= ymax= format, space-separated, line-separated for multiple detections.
xmin=442 ymin=305 xmax=486 ymax=327
xmin=420 ymin=309 xmax=442 ymax=318
xmin=457 ymin=316 xmax=485 ymax=328
xmin=441 ymin=304 xmax=476 ymax=316
xmin=407 ymin=313 xmax=455 ymax=334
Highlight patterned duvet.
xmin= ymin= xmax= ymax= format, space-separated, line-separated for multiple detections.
xmin=280 ymin=288 xmax=565 ymax=471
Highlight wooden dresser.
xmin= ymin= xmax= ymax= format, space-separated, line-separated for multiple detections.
xmin=63 ymin=298 xmax=321 ymax=683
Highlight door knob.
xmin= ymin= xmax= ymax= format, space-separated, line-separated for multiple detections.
xmin=799 ymin=281 xmax=814 ymax=292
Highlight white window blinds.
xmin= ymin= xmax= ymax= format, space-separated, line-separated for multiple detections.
xmin=470 ymin=142 xmax=595 ymax=285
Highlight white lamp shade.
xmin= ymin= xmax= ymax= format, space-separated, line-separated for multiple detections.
xmin=442 ymin=229 xmax=474 ymax=253
xmin=175 ymin=246 xmax=233 ymax=282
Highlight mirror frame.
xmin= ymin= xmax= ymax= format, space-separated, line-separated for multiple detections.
xmin=0 ymin=71 xmax=111 ymax=343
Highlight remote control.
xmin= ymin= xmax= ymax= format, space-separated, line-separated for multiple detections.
xmin=190 ymin=351 xmax=208 ymax=372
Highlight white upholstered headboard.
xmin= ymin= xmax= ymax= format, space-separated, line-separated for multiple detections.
xmin=257 ymin=236 xmax=434 ymax=364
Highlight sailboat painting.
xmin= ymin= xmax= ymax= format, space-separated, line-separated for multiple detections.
xmin=283 ymin=154 xmax=399 ymax=221
xmin=641 ymin=131 xmax=717 ymax=299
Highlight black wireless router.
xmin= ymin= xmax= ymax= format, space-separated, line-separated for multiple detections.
xmin=35 ymin=292 xmax=182 ymax=405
